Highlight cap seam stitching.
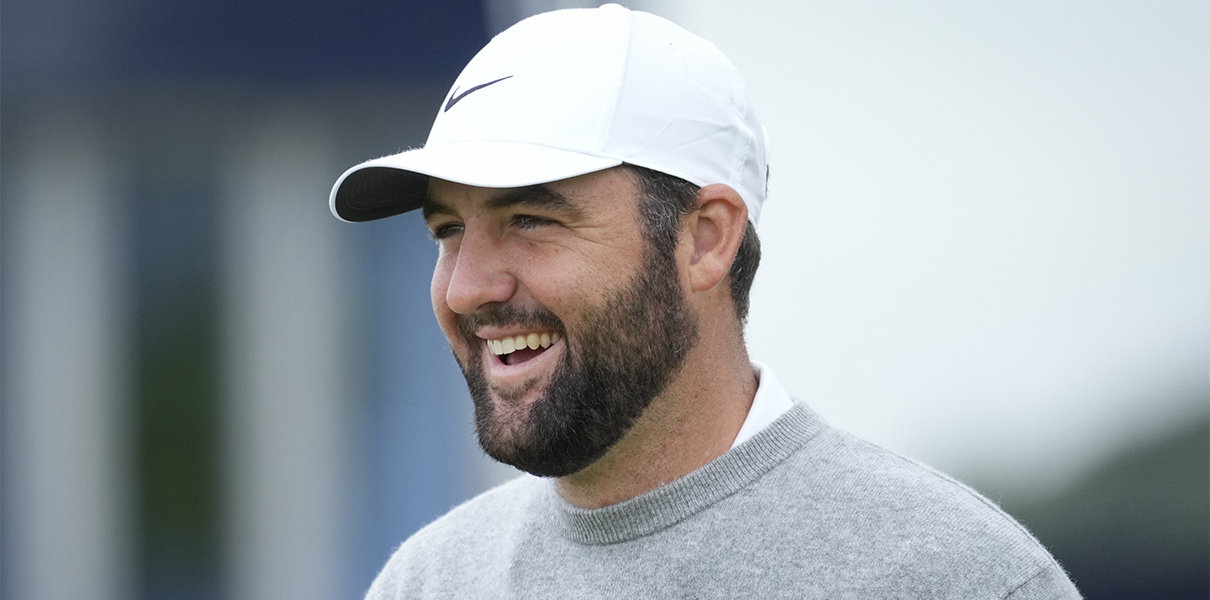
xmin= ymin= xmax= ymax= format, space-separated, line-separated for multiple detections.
xmin=597 ymin=7 xmax=633 ymax=156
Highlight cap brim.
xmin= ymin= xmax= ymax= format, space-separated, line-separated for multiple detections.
xmin=330 ymin=141 xmax=622 ymax=222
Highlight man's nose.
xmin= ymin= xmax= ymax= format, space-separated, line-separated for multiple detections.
xmin=444 ymin=231 xmax=517 ymax=315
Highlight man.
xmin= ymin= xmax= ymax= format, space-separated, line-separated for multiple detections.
xmin=330 ymin=5 xmax=1081 ymax=598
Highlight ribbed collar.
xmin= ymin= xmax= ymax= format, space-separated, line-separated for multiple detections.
xmin=542 ymin=402 xmax=827 ymax=545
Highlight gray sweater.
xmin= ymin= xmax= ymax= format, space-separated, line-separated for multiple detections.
xmin=366 ymin=402 xmax=1081 ymax=599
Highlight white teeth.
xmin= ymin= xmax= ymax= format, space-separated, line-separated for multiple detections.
xmin=486 ymin=332 xmax=561 ymax=356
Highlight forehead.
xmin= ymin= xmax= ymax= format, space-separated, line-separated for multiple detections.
xmin=423 ymin=167 xmax=641 ymax=220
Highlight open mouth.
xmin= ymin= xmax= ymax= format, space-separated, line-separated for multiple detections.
xmin=486 ymin=332 xmax=561 ymax=366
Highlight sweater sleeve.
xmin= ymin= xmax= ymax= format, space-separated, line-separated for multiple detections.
xmin=1003 ymin=562 xmax=1082 ymax=600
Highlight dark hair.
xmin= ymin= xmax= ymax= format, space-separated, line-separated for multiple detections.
xmin=626 ymin=165 xmax=762 ymax=324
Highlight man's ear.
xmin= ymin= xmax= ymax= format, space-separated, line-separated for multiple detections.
xmin=681 ymin=183 xmax=748 ymax=294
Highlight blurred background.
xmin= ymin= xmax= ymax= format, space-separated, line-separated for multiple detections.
xmin=1 ymin=0 xmax=1205 ymax=598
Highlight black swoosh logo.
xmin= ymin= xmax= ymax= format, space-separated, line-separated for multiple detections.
xmin=444 ymin=76 xmax=514 ymax=112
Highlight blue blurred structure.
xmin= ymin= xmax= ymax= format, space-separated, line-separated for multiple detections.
xmin=1 ymin=1 xmax=500 ymax=599
xmin=2 ymin=0 xmax=486 ymax=83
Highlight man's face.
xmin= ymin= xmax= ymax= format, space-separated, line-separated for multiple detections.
xmin=425 ymin=169 xmax=699 ymax=477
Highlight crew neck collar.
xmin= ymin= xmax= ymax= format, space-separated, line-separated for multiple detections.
xmin=542 ymin=402 xmax=827 ymax=545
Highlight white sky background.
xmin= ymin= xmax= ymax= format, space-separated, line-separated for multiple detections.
xmin=635 ymin=0 xmax=1209 ymax=497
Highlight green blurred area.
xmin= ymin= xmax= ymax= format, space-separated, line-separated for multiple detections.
xmin=987 ymin=408 xmax=1209 ymax=599
xmin=132 ymin=171 xmax=223 ymax=599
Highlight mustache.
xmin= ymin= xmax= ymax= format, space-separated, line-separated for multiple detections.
xmin=457 ymin=304 xmax=565 ymax=340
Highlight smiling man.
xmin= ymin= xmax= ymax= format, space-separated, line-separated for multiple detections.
xmin=330 ymin=5 xmax=1080 ymax=599
xmin=427 ymin=171 xmax=713 ymax=487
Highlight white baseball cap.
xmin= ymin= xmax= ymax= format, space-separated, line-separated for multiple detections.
xmin=329 ymin=3 xmax=768 ymax=224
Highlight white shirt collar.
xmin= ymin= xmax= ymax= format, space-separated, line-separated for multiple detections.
xmin=729 ymin=360 xmax=795 ymax=449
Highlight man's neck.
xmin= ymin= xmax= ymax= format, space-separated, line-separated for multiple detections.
xmin=554 ymin=342 xmax=757 ymax=509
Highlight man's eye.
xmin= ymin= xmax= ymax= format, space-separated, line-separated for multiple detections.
xmin=513 ymin=214 xmax=553 ymax=229
xmin=429 ymin=222 xmax=464 ymax=240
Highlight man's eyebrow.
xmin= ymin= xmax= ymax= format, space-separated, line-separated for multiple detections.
xmin=484 ymin=185 xmax=583 ymax=216
xmin=423 ymin=184 xmax=584 ymax=221
xmin=422 ymin=196 xmax=454 ymax=221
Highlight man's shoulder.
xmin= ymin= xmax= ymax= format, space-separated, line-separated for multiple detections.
xmin=411 ymin=473 xmax=541 ymax=544
xmin=759 ymin=423 xmax=1078 ymax=597
xmin=365 ymin=474 xmax=543 ymax=599
xmin=788 ymin=426 xmax=1034 ymax=537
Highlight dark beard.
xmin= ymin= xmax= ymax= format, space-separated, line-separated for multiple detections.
xmin=453 ymin=244 xmax=699 ymax=477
